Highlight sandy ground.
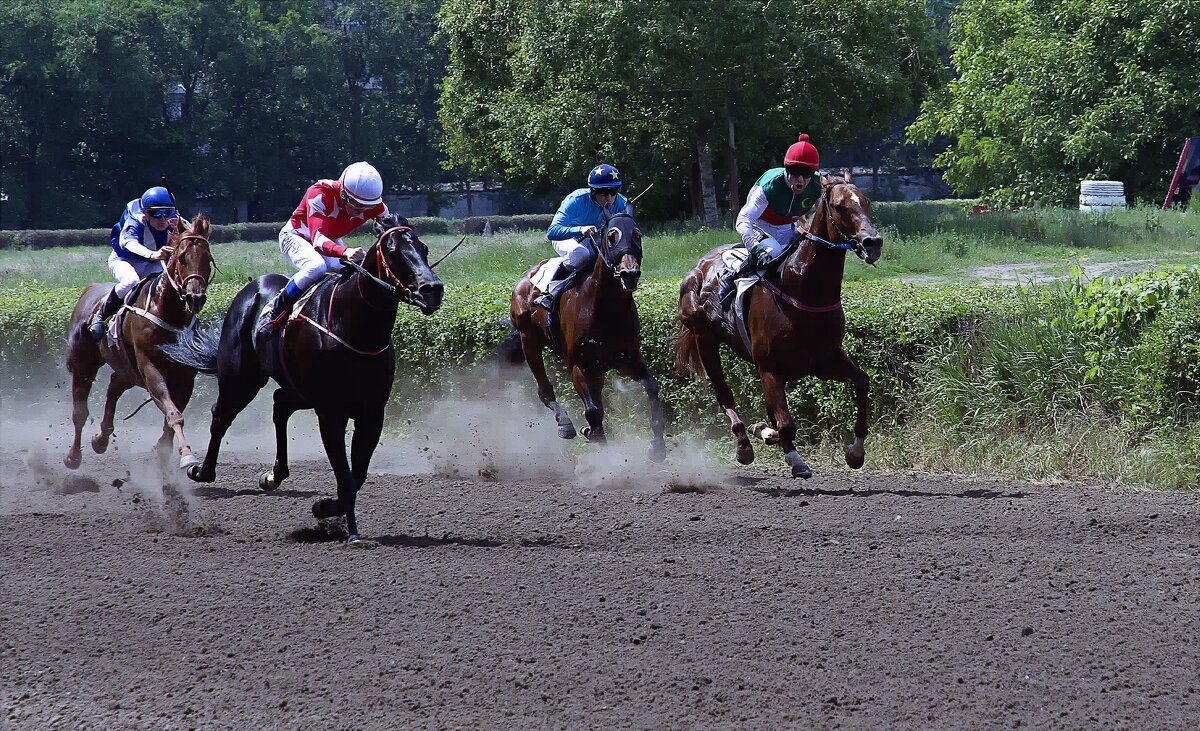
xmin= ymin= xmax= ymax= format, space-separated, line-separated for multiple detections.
xmin=1 ymin=380 xmax=1198 ymax=730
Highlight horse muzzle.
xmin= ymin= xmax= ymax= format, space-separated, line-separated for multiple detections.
xmin=414 ymin=281 xmax=444 ymax=315
xmin=859 ymin=235 xmax=883 ymax=265
xmin=617 ymin=268 xmax=641 ymax=292
xmin=184 ymin=292 xmax=206 ymax=316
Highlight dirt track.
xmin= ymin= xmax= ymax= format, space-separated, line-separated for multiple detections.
xmin=2 ymin=438 xmax=1198 ymax=730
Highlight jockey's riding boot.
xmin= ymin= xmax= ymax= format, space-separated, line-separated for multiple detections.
xmin=256 ymin=287 xmax=298 ymax=336
xmin=533 ymin=292 xmax=555 ymax=311
xmin=88 ymin=289 xmax=123 ymax=342
xmin=718 ymin=254 xmax=756 ymax=311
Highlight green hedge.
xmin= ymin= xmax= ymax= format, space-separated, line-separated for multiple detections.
xmin=0 ymin=214 xmax=556 ymax=250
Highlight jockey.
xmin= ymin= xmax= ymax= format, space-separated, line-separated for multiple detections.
xmin=88 ymin=186 xmax=189 ymax=341
xmin=533 ymin=163 xmax=628 ymax=311
xmin=257 ymin=161 xmax=390 ymax=335
xmin=717 ymin=133 xmax=823 ymax=308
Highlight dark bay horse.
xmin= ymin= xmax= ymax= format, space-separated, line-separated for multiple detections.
xmin=675 ymin=176 xmax=883 ymax=478
xmin=64 ymin=215 xmax=215 ymax=470
xmin=506 ymin=209 xmax=666 ymax=460
xmin=167 ymin=215 xmax=443 ymax=542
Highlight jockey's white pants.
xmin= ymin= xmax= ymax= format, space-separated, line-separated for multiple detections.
xmin=279 ymin=226 xmax=346 ymax=290
xmin=540 ymin=237 xmax=596 ymax=296
xmin=108 ymin=251 xmax=162 ymax=298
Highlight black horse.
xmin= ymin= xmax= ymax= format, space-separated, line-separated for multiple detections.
xmin=167 ymin=215 xmax=443 ymax=542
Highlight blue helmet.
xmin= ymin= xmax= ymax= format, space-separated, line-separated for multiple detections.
xmin=140 ymin=186 xmax=175 ymax=218
xmin=587 ymin=164 xmax=622 ymax=189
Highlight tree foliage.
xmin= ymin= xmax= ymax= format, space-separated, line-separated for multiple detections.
xmin=436 ymin=0 xmax=935 ymax=219
xmin=0 ymin=0 xmax=445 ymax=228
xmin=909 ymin=0 xmax=1200 ymax=205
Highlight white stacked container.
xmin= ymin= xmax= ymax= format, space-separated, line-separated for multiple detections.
xmin=1079 ymin=180 xmax=1127 ymax=212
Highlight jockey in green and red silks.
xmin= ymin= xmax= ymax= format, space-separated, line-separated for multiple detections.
xmin=718 ymin=134 xmax=824 ymax=307
xmin=257 ymin=161 xmax=391 ymax=335
xmin=88 ymin=186 xmax=191 ymax=341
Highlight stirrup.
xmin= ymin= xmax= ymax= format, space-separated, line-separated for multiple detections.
xmin=533 ymin=293 xmax=555 ymax=311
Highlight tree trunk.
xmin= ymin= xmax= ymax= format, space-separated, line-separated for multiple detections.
xmin=724 ymin=99 xmax=740 ymax=220
xmin=696 ymin=133 xmax=720 ymax=228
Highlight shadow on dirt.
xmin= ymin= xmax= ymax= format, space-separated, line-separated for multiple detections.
xmin=374 ymin=534 xmax=504 ymax=549
xmin=192 ymin=485 xmax=318 ymax=500
xmin=750 ymin=485 xmax=1029 ymax=500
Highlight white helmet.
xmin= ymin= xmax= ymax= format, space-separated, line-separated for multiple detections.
xmin=339 ymin=161 xmax=384 ymax=206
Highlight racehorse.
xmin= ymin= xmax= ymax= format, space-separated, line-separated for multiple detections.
xmin=166 ymin=215 xmax=443 ymax=542
xmin=64 ymin=215 xmax=215 ymax=470
xmin=505 ymin=208 xmax=666 ymax=460
xmin=674 ymin=176 xmax=883 ymax=478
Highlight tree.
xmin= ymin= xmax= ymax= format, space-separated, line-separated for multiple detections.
xmin=909 ymin=0 xmax=1200 ymax=205
xmin=437 ymin=0 xmax=935 ymax=221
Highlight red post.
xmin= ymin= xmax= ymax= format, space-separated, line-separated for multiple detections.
xmin=1163 ymin=138 xmax=1192 ymax=210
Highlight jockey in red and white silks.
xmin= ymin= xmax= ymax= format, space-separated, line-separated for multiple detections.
xmin=258 ymin=161 xmax=390 ymax=334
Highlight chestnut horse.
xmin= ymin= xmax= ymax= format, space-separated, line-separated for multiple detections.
xmin=506 ymin=209 xmax=666 ymax=460
xmin=164 ymin=215 xmax=443 ymax=542
xmin=675 ymin=176 xmax=882 ymax=478
xmin=64 ymin=215 xmax=215 ymax=470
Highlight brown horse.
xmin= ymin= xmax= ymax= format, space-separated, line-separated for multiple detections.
xmin=506 ymin=210 xmax=666 ymax=460
xmin=64 ymin=215 xmax=215 ymax=471
xmin=675 ymin=176 xmax=882 ymax=478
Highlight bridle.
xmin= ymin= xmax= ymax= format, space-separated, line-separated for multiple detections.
xmin=797 ymin=183 xmax=869 ymax=262
xmin=339 ymin=225 xmax=425 ymax=308
xmin=588 ymin=212 xmax=642 ymax=278
xmin=162 ymin=233 xmax=215 ymax=300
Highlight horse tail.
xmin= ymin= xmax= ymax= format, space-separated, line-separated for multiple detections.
xmin=496 ymin=327 xmax=525 ymax=366
xmin=158 ymin=319 xmax=221 ymax=375
xmin=674 ymin=319 xmax=705 ymax=377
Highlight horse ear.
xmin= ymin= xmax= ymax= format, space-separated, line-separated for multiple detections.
xmin=192 ymin=213 xmax=211 ymax=239
xmin=841 ymin=167 xmax=853 ymax=184
xmin=625 ymin=202 xmax=635 ymax=218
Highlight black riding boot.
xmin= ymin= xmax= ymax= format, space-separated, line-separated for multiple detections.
xmin=256 ymin=287 xmax=298 ymax=336
xmin=534 ymin=263 xmax=568 ymax=311
xmin=718 ymin=251 xmax=758 ymax=310
xmin=88 ymin=289 xmax=123 ymax=342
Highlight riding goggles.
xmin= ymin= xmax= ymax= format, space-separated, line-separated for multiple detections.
xmin=146 ymin=207 xmax=176 ymax=219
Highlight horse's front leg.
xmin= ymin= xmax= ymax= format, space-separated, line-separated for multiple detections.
xmin=311 ymin=411 xmax=361 ymax=542
xmin=143 ymin=367 xmax=197 ymax=470
xmin=818 ymin=350 xmax=871 ymax=469
xmin=569 ymin=365 xmax=606 ymax=443
xmin=350 ymin=409 xmax=384 ymax=492
xmin=262 ymin=388 xmax=303 ymax=491
xmin=758 ymin=368 xmax=811 ymax=479
xmin=621 ymin=360 xmax=666 ymax=462
xmin=519 ymin=329 xmax=576 ymax=438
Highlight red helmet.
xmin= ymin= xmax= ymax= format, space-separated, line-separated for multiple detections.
xmin=783 ymin=133 xmax=820 ymax=169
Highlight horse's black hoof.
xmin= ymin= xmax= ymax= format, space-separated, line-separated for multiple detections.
xmin=785 ymin=452 xmax=812 ymax=479
xmin=558 ymin=423 xmax=577 ymax=439
xmin=187 ymin=463 xmax=214 ymax=483
xmin=312 ymin=497 xmax=343 ymax=520
xmin=259 ymin=470 xmax=281 ymax=491
xmin=648 ymin=442 xmax=667 ymax=463
xmin=735 ymin=444 xmax=755 ymax=465
xmin=845 ymin=448 xmax=865 ymax=470
xmin=91 ymin=433 xmax=110 ymax=455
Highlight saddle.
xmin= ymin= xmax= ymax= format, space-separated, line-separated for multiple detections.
xmin=105 ymin=274 xmax=161 ymax=347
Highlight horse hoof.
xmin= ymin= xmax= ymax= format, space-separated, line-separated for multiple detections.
xmin=735 ymin=444 xmax=755 ymax=465
xmin=187 ymin=463 xmax=214 ymax=483
xmin=648 ymin=442 xmax=667 ymax=463
xmin=91 ymin=434 xmax=110 ymax=454
xmin=558 ymin=423 xmax=577 ymax=439
xmin=179 ymin=454 xmax=200 ymax=471
xmin=312 ymin=497 xmax=343 ymax=520
xmin=845 ymin=448 xmax=865 ymax=470
xmin=64 ymin=451 xmax=81 ymax=470
xmin=785 ymin=452 xmax=812 ymax=479
xmin=260 ymin=471 xmax=280 ymax=491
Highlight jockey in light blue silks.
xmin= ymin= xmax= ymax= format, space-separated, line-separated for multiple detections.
xmin=88 ymin=186 xmax=190 ymax=340
xmin=717 ymin=134 xmax=823 ymax=308
xmin=532 ymin=163 xmax=629 ymax=311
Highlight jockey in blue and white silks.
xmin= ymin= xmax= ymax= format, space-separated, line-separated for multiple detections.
xmin=88 ymin=186 xmax=189 ymax=340
xmin=532 ymin=164 xmax=628 ymax=311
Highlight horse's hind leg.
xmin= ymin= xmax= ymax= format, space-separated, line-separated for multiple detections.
xmin=261 ymin=388 xmax=303 ymax=491
xmin=93 ymin=372 xmax=133 ymax=455
xmin=620 ymin=360 xmax=666 ymax=462
xmin=64 ymin=348 xmax=102 ymax=470
xmin=519 ymin=330 xmax=576 ymax=438
xmin=311 ymin=411 xmax=361 ymax=541
xmin=697 ymin=335 xmax=753 ymax=465
xmin=570 ymin=365 xmax=606 ymax=443
xmin=758 ymin=368 xmax=811 ymax=479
